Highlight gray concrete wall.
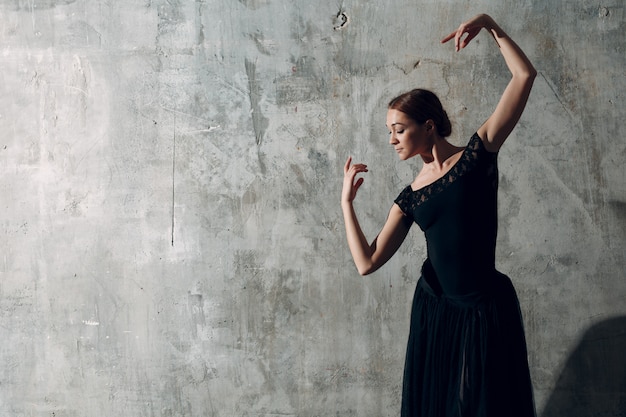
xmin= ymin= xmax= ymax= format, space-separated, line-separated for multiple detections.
xmin=0 ymin=1 xmax=624 ymax=416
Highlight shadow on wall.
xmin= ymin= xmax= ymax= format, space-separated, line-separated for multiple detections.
xmin=541 ymin=316 xmax=626 ymax=417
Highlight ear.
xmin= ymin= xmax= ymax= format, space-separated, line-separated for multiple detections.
xmin=424 ymin=119 xmax=435 ymax=132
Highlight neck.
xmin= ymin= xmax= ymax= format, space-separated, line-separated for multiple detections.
xmin=420 ymin=137 xmax=459 ymax=169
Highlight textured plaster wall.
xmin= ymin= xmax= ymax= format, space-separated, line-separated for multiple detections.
xmin=0 ymin=1 xmax=624 ymax=416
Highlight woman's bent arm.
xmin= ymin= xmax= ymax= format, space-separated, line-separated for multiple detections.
xmin=342 ymin=156 xmax=411 ymax=275
xmin=342 ymin=202 xmax=411 ymax=275
xmin=442 ymin=14 xmax=536 ymax=152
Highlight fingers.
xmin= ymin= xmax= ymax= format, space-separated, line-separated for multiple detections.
xmin=349 ymin=163 xmax=368 ymax=176
xmin=460 ymin=29 xmax=480 ymax=49
xmin=344 ymin=158 xmax=368 ymax=190
xmin=440 ymin=30 xmax=456 ymax=44
xmin=454 ymin=24 xmax=474 ymax=51
xmin=344 ymin=156 xmax=352 ymax=174
xmin=441 ymin=26 xmax=467 ymax=51
xmin=341 ymin=158 xmax=367 ymax=203
xmin=344 ymin=157 xmax=368 ymax=176
xmin=354 ymin=177 xmax=364 ymax=192
xmin=442 ymin=15 xmax=485 ymax=51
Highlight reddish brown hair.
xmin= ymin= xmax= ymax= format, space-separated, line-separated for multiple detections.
xmin=388 ymin=89 xmax=452 ymax=137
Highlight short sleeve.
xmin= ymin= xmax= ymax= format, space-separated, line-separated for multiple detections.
xmin=394 ymin=185 xmax=414 ymax=222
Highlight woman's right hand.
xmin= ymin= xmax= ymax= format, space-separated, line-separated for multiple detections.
xmin=342 ymin=156 xmax=368 ymax=206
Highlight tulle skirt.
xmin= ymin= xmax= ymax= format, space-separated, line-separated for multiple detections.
xmin=401 ymin=261 xmax=536 ymax=417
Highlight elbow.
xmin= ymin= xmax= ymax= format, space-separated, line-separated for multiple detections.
xmin=357 ymin=263 xmax=378 ymax=276
xmin=512 ymin=61 xmax=537 ymax=81
xmin=523 ymin=69 xmax=537 ymax=93
xmin=521 ymin=65 xmax=537 ymax=81
xmin=514 ymin=68 xmax=537 ymax=81
xmin=358 ymin=268 xmax=372 ymax=276
xmin=512 ymin=68 xmax=537 ymax=93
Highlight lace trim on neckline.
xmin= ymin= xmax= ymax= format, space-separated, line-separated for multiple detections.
xmin=401 ymin=133 xmax=486 ymax=207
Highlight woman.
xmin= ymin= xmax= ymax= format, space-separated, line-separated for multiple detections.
xmin=341 ymin=14 xmax=537 ymax=417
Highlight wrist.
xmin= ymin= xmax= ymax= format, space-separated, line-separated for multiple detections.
xmin=483 ymin=16 xmax=504 ymax=37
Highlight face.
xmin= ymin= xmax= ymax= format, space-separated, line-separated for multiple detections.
xmin=386 ymin=109 xmax=430 ymax=160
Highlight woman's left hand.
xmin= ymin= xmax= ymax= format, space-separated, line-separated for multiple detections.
xmin=441 ymin=13 xmax=494 ymax=52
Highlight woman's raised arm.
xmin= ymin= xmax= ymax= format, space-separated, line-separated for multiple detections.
xmin=442 ymin=14 xmax=536 ymax=152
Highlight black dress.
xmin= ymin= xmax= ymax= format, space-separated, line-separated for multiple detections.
xmin=394 ymin=133 xmax=536 ymax=417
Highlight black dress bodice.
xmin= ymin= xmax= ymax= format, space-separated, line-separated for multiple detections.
xmin=394 ymin=133 xmax=499 ymax=295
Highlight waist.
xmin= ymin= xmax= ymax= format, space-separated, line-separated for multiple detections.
xmin=419 ymin=258 xmax=510 ymax=307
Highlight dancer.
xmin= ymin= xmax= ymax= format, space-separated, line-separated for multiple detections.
xmin=341 ymin=13 xmax=537 ymax=417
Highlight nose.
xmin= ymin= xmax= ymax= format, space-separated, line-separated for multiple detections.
xmin=389 ymin=132 xmax=398 ymax=145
